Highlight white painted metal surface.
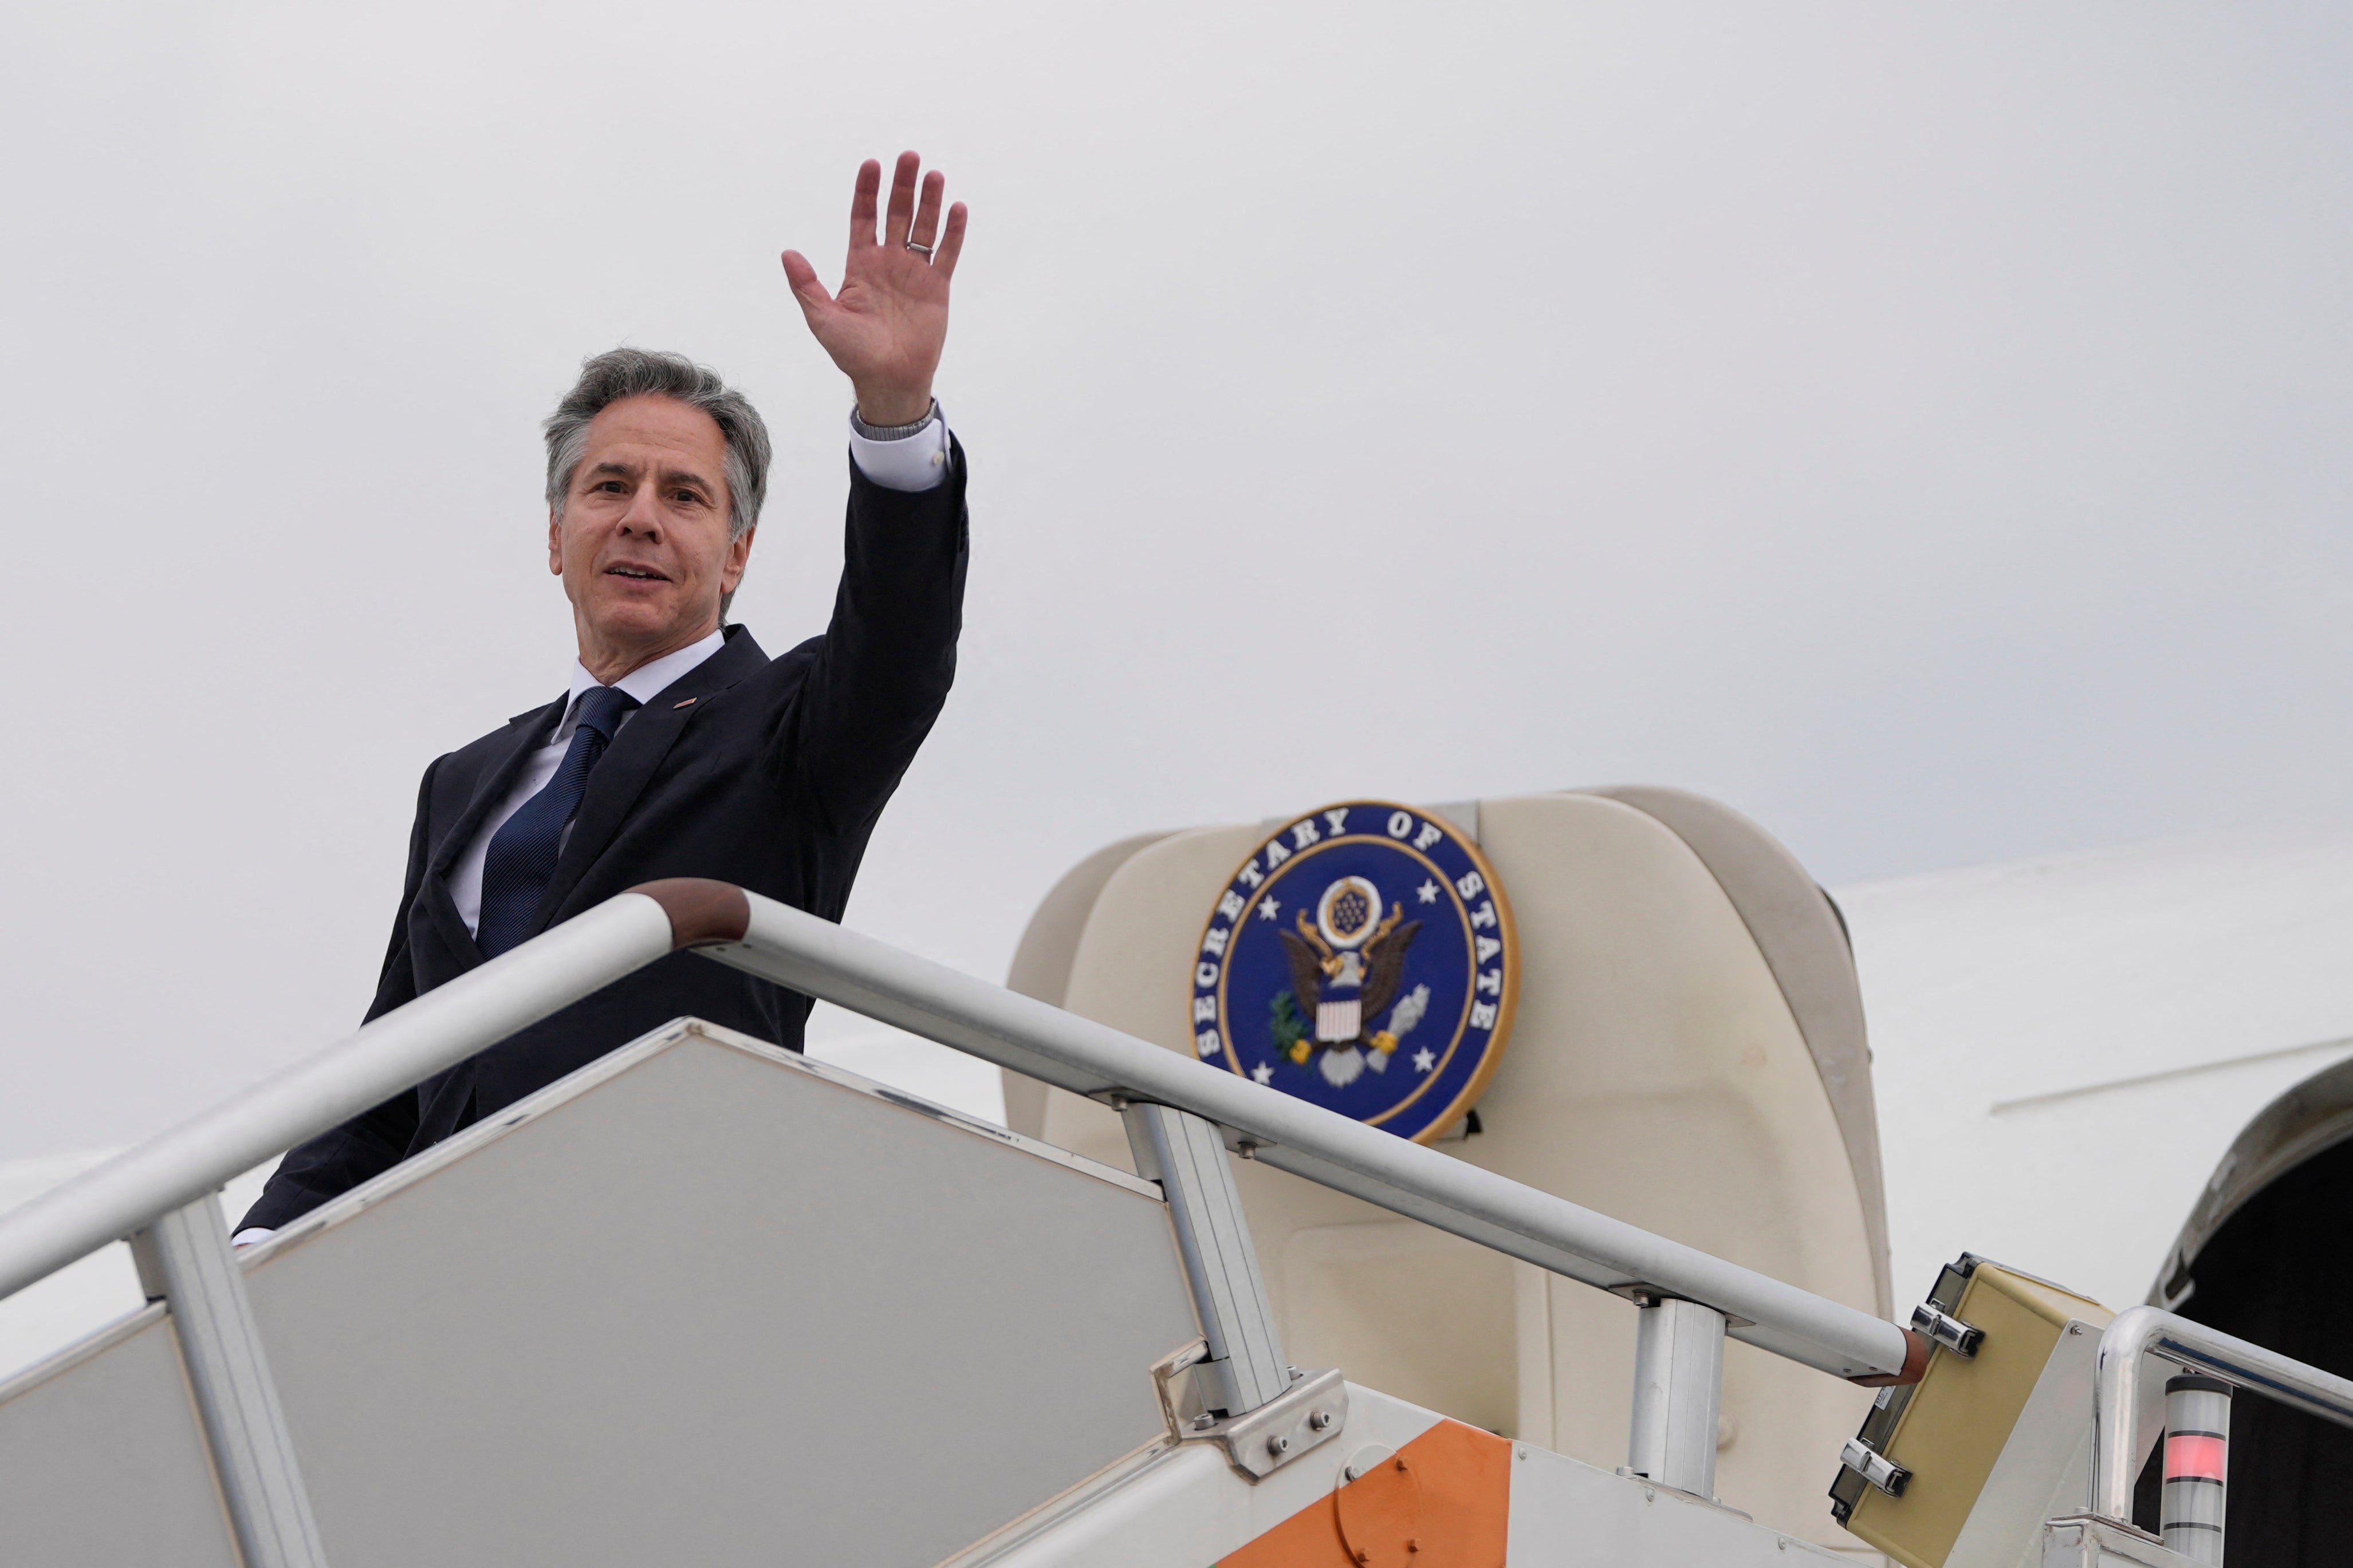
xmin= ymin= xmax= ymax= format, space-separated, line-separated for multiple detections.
xmin=0 ymin=1305 xmax=241 ymax=1566
xmin=2041 ymin=1516 xmax=2202 ymax=1568
xmin=958 ymin=1380 xmax=1857 ymax=1568
xmin=1505 ymin=1442 xmax=1855 ymax=1567
xmin=0 ymin=1019 xmax=1197 ymax=1566
xmin=951 ymin=1383 xmax=1442 ymax=1568
xmin=1843 ymin=830 xmax=2353 ymax=1311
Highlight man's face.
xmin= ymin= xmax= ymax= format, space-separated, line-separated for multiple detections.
xmin=548 ymin=395 xmax=754 ymax=665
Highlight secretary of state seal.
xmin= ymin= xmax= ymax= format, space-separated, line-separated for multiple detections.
xmin=238 ymin=152 xmax=973 ymax=1240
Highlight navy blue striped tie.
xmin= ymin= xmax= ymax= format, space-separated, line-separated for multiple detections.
xmin=476 ymin=685 xmax=640 ymax=958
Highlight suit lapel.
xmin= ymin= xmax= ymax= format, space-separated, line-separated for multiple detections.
xmin=528 ymin=628 xmax=768 ymax=932
xmin=420 ymin=696 xmax=567 ymax=963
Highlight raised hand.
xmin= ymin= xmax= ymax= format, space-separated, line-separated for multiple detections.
xmin=782 ymin=152 xmax=969 ymax=427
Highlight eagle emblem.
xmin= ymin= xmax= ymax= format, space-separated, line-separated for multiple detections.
xmin=1277 ymin=877 xmax=1424 ymax=1087
xmin=1189 ymin=801 xmax=1518 ymax=1143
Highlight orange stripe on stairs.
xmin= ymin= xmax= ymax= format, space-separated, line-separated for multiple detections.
xmin=1217 ymin=1419 xmax=1510 ymax=1568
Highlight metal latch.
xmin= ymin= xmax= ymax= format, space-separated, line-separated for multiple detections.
xmin=1910 ymin=1302 xmax=1984 ymax=1358
xmin=1839 ymin=1437 xmax=1911 ymax=1498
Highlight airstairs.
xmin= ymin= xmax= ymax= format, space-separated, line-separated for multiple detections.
xmin=2 ymin=878 xmax=2350 ymax=1566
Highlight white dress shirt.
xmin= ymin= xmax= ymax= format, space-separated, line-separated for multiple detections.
xmin=846 ymin=403 xmax=953 ymax=491
xmin=231 ymin=408 xmax=951 ymax=1249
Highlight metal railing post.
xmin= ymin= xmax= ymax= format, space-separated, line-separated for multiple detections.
xmin=1123 ymin=1103 xmax=1289 ymax=1416
xmin=134 ymin=1193 xmax=328 ymax=1568
xmin=2092 ymin=1306 xmax=2353 ymax=1530
xmin=1627 ymin=1294 xmax=1725 ymax=1498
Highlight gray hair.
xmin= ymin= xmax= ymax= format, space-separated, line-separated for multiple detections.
xmin=543 ymin=348 xmax=774 ymax=616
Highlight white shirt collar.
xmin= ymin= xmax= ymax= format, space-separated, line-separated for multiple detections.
xmin=553 ymin=627 xmax=728 ymax=739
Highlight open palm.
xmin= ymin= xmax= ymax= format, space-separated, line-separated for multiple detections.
xmin=782 ymin=153 xmax=969 ymax=427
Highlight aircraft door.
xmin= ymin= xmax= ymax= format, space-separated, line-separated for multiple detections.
xmin=1001 ymin=787 xmax=1890 ymax=1549
xmin=2145 ymin=1058 xmax=2353 ymax=1559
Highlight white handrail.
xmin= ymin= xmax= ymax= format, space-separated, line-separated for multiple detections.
xmin=0 ymin=881 xmax=1919 ymax=1383
xmin=2090 ymin=1305 xmax=2353 ymax=1520
xmin=0 ymin=895 xmax=677 ymax=1303
xmin=704 ymin=891 xmax=1916 ymax=1381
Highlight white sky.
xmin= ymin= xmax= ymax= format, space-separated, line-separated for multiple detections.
xmin=4 ymin=2 xmax=2351 ymax=1163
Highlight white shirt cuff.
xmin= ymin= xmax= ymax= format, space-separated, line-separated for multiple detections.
xmin=847 ymin=404 xmax=953 ymax=493
xmin=231 ymin=1227 xmax=275 ymax=1248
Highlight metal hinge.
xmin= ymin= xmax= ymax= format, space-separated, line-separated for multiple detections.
xmin=1193 ymin=1368 xmax=1348 ymax=1479
xmin=1910 ymin=1302 xmax=1984 ymax=1358
xmin=1840 ymin=1437 xmax=1911 ymax=1498
xmin=1155 ymin=1344 xmax=1348 ymax=1480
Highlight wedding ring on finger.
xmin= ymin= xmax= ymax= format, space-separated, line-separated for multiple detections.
xmin=905 ymin=241 xmax=934 ymax=257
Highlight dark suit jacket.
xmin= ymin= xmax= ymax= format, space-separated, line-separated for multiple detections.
xmin=241 ymin=448 xmax=968 ymax=1232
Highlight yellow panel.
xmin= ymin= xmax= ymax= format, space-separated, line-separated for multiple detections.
xmin=1844 ymin=1264 xmax=2110 ymax=1567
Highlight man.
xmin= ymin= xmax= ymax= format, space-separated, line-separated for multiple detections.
xmin=237 ymin=153 xmax=971 ymax=1240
